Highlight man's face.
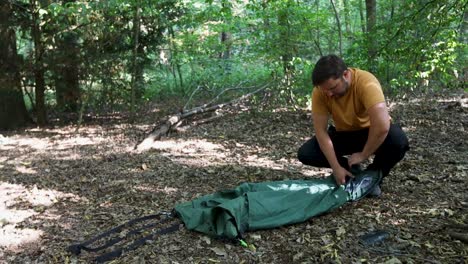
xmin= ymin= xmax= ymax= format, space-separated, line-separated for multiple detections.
xmin=318 ymin=71 xmax=350 ymax=98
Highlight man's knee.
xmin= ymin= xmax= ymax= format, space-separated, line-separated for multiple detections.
xmin=382 ymin=124 xmax=410 ymax=158
xmin=390 ymin=124 xmax=409 ymax=150
xmin=297 ymin=138 xmax=325 ymax=166
xmin=297 ymin=144 xmax=313 ymax=165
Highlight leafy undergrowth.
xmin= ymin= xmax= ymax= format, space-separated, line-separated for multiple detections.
xmin=0 ymin=91 xmax=467 ymax=264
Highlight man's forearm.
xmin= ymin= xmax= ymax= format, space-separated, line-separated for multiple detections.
xmin=316 ymin=133 xmax=341 ymax=170
xmin=362 ymin=125 xmax=388 ymax=158
xmin=362 ymin=103 xmax=391 ymax=158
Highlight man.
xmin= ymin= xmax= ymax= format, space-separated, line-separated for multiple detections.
xmin=298 ymin=55 xmax=409 ymax=195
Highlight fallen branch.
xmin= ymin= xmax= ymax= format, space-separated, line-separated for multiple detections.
xmin=446 ymin=223 xmax=468 ymax=231
xmin=174 ymin=114 xmax=225 ymax=133
xmin=135 ymin=83 xmax=269 ymax=151
xmin=447 ymin=231 xmax=468 ymax=244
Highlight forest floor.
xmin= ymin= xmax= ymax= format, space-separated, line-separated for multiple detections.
xmin=0 ymin=90 xmax=467 ymax=264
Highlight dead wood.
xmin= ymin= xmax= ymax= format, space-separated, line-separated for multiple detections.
xmin=447 ymin=231 xmax=468 ymax=244
xmin=446 ymin=223 xmax=468 ymax=231
xmin=174 ymin=114 xmax=225 ymax=133
xmin=135 ymin=84 xmax=269 ymax=151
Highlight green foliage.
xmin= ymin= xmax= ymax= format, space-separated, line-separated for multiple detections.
xmin=144 ymin=57 xmax=272 ymax=101
xmin=345 ymin=0 xmax=465 ymax=93
xmin=10 ymin=0 xmax=467 ymax=116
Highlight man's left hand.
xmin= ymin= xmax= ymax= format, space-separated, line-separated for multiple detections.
xmin=348 ymin=152 xmax=367 ymax=167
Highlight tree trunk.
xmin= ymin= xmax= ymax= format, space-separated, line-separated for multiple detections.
xmin=314 ymin=0 xmax=323 ymax=56
xmin=169 ymin=26 xmax=184 ymax=91
xmin=278 ymin=2 xmax=294 ymax=82
xmin=330 ymin=0 xmax=343 ymax=56
xmin=130 ymin=0 xmax=141 ymax=120
xmin=53 ymin=0 xmax=80 ymax=112
xmin=219 ymin=0 xmax=232 ymax=74
xmin=390 ymin=0 xmax=395 ymax=19
xmin=0 ymin=2 xmax=31 ymax=130
xmin=458 ymin=9 xmax=467 ymax=84
xmin=342 ymin=0 xmax=352 ymax=38
xmin=365 ymin=0 xmax=377 ymax=69
xmin=31 ymin=0 xmax=47 ymax=126
xmin=359 ymin=0 xmax=366 ymax=34
xmin=220 ymin=31 xmax=232 ymax=72
xmin=460 ymin=9 xmax=467 ymax=49
xmin=54 ymin=31 xmax=81 ymax=112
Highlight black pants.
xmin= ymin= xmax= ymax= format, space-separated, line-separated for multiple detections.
xmin=297 ymin=124 xmax=409 ymax=177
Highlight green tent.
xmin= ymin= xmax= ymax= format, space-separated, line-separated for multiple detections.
xmin=175 ymin=169 xmax=382 ymax=239
xmin=68 ymin=169 xmax=382 ymax=262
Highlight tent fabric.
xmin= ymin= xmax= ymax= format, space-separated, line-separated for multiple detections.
xmin=174 ymin=169 xmax=382 ymax=239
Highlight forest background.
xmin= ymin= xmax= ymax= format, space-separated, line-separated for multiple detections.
xmin=1 ymin=1 xmax=468 ymax=263
xmin=1 ymin=0 xmax=466 ymax=129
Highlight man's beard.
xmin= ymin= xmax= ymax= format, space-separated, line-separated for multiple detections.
xmin=335 ymin=78 xmax=349 ymax=98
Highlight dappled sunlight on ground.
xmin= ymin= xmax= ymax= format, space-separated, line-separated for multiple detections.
xmin=0 ymin=93 xmax=466 ymax=263
xmin=134 ymin=185 xmax=179 ymax=194
xmin=150 ymin=138 xmax=230 ymax=167
xmin=14 ymin=165 xmax=38 ymax=175
xmin=0 ymin=226 xmax=43 ymax=252
xmin=0 ymin=182 xmax=82 ymax=251
xmin=148 ymin=138 xmax=318 ymax=177
xmin=151 ymin=138 xmax=225 ymax=153
xmin=0 ymin=132 xmax=107 ymax=152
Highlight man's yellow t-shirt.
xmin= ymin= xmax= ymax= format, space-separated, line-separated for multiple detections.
xmin=312 ymin=68 xmax=386 ymax=131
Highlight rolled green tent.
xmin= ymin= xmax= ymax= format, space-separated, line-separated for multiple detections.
xmin=175 ymin=169 xmax=382 ymax=239
xmin=68 ymin=169 xmax=382 ymax=262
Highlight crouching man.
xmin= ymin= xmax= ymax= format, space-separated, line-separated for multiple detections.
xmin=298 ymin=55 xmax=410 ymax=195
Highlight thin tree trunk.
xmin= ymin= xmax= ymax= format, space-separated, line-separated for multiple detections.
xmin=359 ymin=0 xmax=366 ymax=33
xmin=176 ymin=64 xmax=183 ymax=90
xmin=220 ymin=31 xmax=232 ymax=73
xmin=278 ymin=2 xmax=294 ymax=83
xmin=455 ymin=7 xmax=467 ymax=84
xmin=219 ymin=0 xmax=232 ymax=74
xmin=459 ymin=9 xmax=467 ymax=48
xmin=169 ymin=26 xmax=184 ymax=91
xmin=130 ymin=0 xmax=141 ymax=121
xmin=365 ymin=0 xmax=377 ymax=69
xmin=390 ymin=0 xmax=395 ymax=19
xmin=342 ymin=0 xmax=352 ymax=38
xmin=31 ymin=0 xmax=47 ymax=126
xmin=330 ymin=0 xmax=343 ymax=56
xmin=314 ymin=0 xmax=322 ymax=56
xmin=220 ymin=0 xmax=231 ymax=58
xmin=135 ymin=43 xmax=145 ymax=97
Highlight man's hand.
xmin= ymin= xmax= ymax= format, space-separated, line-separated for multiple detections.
xmin=348 ymin=152 xmax=367 ymax=167
xmin=332 ymin=166 xmax=353 ymax=185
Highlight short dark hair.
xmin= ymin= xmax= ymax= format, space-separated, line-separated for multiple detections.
xmin=312 ymin=55 xmax=348 ymax=86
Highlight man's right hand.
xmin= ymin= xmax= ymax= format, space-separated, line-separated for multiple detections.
xmin=332 ymin=166 xmax=353 ymax=185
